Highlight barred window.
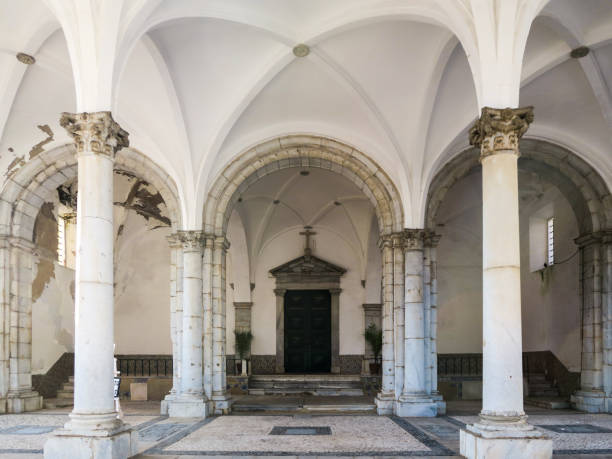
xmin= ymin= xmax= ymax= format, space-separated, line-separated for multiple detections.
xmin=57 ymin=215 xmax=66 ymax=266
xmin=547 ymin=217 xmax=554 ymax=266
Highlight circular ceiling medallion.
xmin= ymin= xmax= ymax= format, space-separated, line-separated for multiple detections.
xmin=300 ymin=170 xmax=310 ymax=176
xmin=293 ymin=44 xmax=310 ymax=58
xmin=16 ymin=52 xmax=35 ymax=65
xmin=570 ymin=46 xmax=590 ymax=59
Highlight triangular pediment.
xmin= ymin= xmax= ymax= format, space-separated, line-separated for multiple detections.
xmin=270 ymin=254 xmax=346 ymax=278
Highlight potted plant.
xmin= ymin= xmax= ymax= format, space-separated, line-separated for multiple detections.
xmin=234 ymin=330 xmax=253 ymax=376
xmin=364 ymin=323 xmax=383 ymax=375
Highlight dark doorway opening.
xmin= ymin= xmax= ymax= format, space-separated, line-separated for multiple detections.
xmin=284 ymin=290 xmax=331 ymax=373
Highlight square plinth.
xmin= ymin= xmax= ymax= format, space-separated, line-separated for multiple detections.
xmin=460 ymin=427 xmax=552 ymax=459
xmin=44 ymin=426 xmax=137 ymax=459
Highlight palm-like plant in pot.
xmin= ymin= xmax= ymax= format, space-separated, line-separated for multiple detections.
xmin=234 ymin=330 xmax=253 ymax=376
xmin=364 ymin=323 xmax=383 ymax=375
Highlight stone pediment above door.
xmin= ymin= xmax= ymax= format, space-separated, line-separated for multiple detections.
xmin=269 ymin=254 xmax=346 ymax=284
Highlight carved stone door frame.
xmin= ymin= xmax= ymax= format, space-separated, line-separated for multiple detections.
xmin=270 ymin=253 xmax=345 ymax=374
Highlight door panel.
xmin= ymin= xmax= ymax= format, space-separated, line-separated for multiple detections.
xmin=284 ymin=290 xmax=331 ymax=373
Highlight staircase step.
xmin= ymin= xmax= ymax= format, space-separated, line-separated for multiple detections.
xmin=56 ymin=390 xmax=74 ymax=399
xmin=62 ymin=384 xmax=74 ymax=391
xmin=525 ymin=397 xmax=569 ymax=409
xmin=44 ymin=398 xmax=74 ymax=409
xmin=248 ymin=375 xmax=364 ymax=396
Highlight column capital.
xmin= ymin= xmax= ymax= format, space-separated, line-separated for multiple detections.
xmin=233 ymin=301 xmax=253 ymax=310
xmin=469 ymin=106 xmax=534 ymax=159
xmin=213 ymin=235 xmax=230 ymax=252
xmin=173 ymin=230 xmax=206 ymax=251
xmin=575 ymin=230 xmax=612 ymax=248
xmin=402 ymin=229 xmax=426 ymax=250
xmin=60 ymin=111 xmax=129 ymax=158
xmin=329 ymin=288 xmax=342 ymax=294
xmin=274 ymin=288 xmax=287 ymax=297
xmin=424 ymin=231 xmax=441 ymax=248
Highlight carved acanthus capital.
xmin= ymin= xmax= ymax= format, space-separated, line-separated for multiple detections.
xmin=402 ymin=229 xmax=426 ymax=250
xmin=60 ymin=111 xmax=129 ymax=158
xmin=175 ymin=230 xmax=206 ymax=250
xmin=469 ymin=107 xmax=533 ymax=158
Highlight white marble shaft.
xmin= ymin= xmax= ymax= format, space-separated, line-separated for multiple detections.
xmin=392 ymin=235 xmax=405 ymax=398
xmin=375 ymin=237 xmax=395 ymax=414
xmin=402 ymin=233 xmax=426 ymax=396
xmin=60 ymin=112 xmax=128 ymax=432
xmin=603 ymin=237 xmax=612 ymax=412
xmin=572 ymin=232 xmax=609 ymax=412
xmin=461 ymin=107 xmax=551 ymax=459
xmin=211 ymin=236 xmax=231 ymax=413
xmin=202 ymin=238 xmax=214 ymax=401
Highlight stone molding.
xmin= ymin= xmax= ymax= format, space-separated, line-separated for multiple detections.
xmin=424 ymin=232 xmax=441 ymax=248
xmin=60 ymin=111 xmax=129 ymax=158
xmin=380 ymin=229 xmax=430 ymax=251
xmin=469 ymin=106 xmax=534 ymax=158
xmin=362 ymin=303 xmax=382 ymax=314
xmin=213 ymin=235 xmax=230 ymax=252
xmin=575 ymin=230 xmax=612 ymax=248
xmin=233 ymin=302 xmax=253 ymax=310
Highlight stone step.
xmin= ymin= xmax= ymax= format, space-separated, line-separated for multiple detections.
xmin=525 ymin=397 xmax=570 ymax=409
xmin=249 ymin=382 xmax=363 ymax=390
xmin=56 ymin=389 xmax=74 ymax=399
xmin=44 ymin=398 xmax=74 ymax=409
xmin=248 ymin=388 xmax=364 ymax=396
xmin=232 ymin=396 xmax=375 ymax=414
xmin=62 ymin=384 xmax=74 ymax=391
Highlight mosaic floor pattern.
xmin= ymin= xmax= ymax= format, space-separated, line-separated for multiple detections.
xmin=0 ymin=402 xmax=610 ymax=457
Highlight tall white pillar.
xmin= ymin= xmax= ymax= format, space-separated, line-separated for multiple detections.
xmin=202 ymin=237 xmax=214 ymax=404
xmin=45 ymin=112 xmax=136 ymax=459
xmin=395 ymin=230 xmax=436 ymax=417
xmin=460 ymin=107 xmax=551 ymax=459
xmin=212 ymin=236 xmax=231 ymax=414
xmin=571 ymin=232 xmax=608 ymax=412
xmin=168 ymin=231 xmax=207 ymax=418
xmin=426 ymin=233 xmax=445 ymax=414
xmin=161 ymin=235 xmax=182 ymax=415
xmin=375 ymin=235 xmax=395 ymax=414
xmin=602 ymin=233 xmax=612 ymax=413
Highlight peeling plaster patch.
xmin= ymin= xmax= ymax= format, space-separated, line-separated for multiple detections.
xmin=29 ymin=124 xmax=54 ymax=158
xmin=114 ymin=178 xmax=171 ymax=227
xmin=34 ymin=202 xmax=58 ymax=254
xmin=32 ymin=258 xmax=55 ymax=302
xmin=5 ymin=155 xmax=25 ymax=176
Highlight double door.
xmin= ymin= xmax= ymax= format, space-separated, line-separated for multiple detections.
xmin=284 ymin=290 xmax=331 ymax=373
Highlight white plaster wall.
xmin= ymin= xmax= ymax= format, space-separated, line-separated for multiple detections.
xmin=249 ymin=227 xmax=366 ymax=356
xmin=436 ymin=169 xmax=581 ymax=371
xmin=31 ymin=262 xmax=75 ymax=374
xmin=32 ymin=172 xmax=173 ymax=375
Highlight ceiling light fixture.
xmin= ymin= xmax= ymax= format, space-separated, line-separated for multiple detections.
xmin=570 ymin=46 xmax=590 ymax=59
xmin=300 ymin=170 xmax=310 ymax=176
xmin=273 ymin=199 xmax=280 ymax=204
xmin=293 ymin=44 xmax=310 ymax=58
xmin=16 ymin=52 xmax=35 ymax=65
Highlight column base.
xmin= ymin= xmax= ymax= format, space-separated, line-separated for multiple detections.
xmin=168 ymin=396 xmax=208 ymax=418
xmin=431 ymin=392 xmax=446 ymax=415
xmin=571 ymin=390 xmax=607 ymax=413
xmin=44 ymin=423 xmax=137 ymax=459
xmin=394 ymin=395 xmax=437 ymax=417
xmin=160 ymin=391 xmax=178 ymax=415
xmin=6 ymin=390 xmax=43 ymax=413
xmin=375 ymin=391 xmax=394 ymax=415
xmin=212 ymin=394 xmax=232 ymax=415
xmin=460 ymin=421 xmax=552 ymax=459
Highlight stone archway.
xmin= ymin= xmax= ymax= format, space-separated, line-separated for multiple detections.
xmin=200 ymin=135 xmax=414 ymax=415
xmin=425 ymin=138 xmax=612 ymax=414
xmin=0 ymin=144 xmax=182 ymax=413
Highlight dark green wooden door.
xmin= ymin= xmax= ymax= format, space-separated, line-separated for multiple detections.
xmin=284 ymin=290 xmax=331 ymax=373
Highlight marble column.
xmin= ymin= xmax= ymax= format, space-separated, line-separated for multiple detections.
xmin=6 ymin=238 xmax=42 ymax=413
xmin=392 ymin=234 xmax=405 ymax=398
xmin=460 ymin=107 xmax=552 ymax=458
xmin=212 ymin=236 xmax=231 ymax=414
xmin=161 ymin=235 xmax=183 ymax=415
xmin=571 ymin=232 xmax=608 ymax=412
xmin=168 ymin=231 xmax=207 ymax=418
xmin=202 ymin=236 xmax=214 ymax=403
xmin=603 ymin=232 xmax=612 ymax=413
xmin=275 ymin=289 xmax=287 ymax=373
xmin=426 ymin=233 xmax=445 ymax=414
xmin=375 ymin=235 xmax=395 ymax=414
xmin=395 ymin=230 xmax=436 ymax=417
xmin=45 ymin=111 xmax=136 ymax=459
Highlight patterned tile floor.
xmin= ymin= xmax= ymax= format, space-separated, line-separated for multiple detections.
xmin=0 ymin=401 xmax=610 ymax=458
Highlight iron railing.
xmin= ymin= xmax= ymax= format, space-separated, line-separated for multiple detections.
xmin=115 ymin=355 xmax=172 ymax=377
xmin=437 ymin=354 xmax=482 ymax=377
